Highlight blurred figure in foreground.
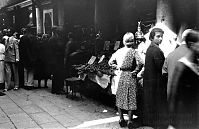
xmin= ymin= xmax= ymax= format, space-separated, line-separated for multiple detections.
xmin=168 ymin=30 xmax=199 ymax=129
xmin=109 ymin=32 xmax=143 ymax=129
xmin=162 ymin=29 xmax=191 ymax=99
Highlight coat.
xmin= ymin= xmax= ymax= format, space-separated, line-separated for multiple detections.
xmin=168 ymin=57 xmax=199 ymax=129
xmin=4 ymin=36 xmax=19 ymax=63
xmin=162 ymin=44 xmax=190 ymax=98
xmin=143 ymin=42 xmax=166 ymax=127
xmin=34 ymin=38 xmax=50 ymax=79
xmin=19 ymin=34 xmax=37 ymax=69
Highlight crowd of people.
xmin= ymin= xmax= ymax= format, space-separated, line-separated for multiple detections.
xmin=0 ymin=26 xmax=94 ymax=95
xmin=0 ymin=25 xmax=198 ymax=129
xmin=109 ymin=28 xmax=199 ymax=129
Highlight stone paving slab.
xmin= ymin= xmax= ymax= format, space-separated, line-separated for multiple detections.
xmin=9 ymin=113 xmax=32 ymax=123
xmin=3 ymin=107 xmax=24 ymax=116
xmin=0 ymin=108 xmax=6 ymax=116
xmin=0 ymin=114 xmax=10 ymax=124
xmin=40 ymin=104 xmax=67 ymax=116
xmin=53 ymin=114 xmax=81 ymax=127
xmin=11 ymin=99 xmax=33 ymax=107
xmin=69 ymin=116 xmax=121 ymax=129
xmin=0 ymin=96 xmax=14 ymax=105
xmin=0 ymin=122 xmax=15 ymax=129
xmin=21 ymin=104 xmax=44 ymax=114
xmin=29 ymin=112 xmax=57 ymax=125
xmin=40 ymin=121 xmax=65 ymax=129
xmin=0 ymin=102 xmax=19 ymax=110
xmin=14 ymin=120 xmax=39 ymax=129
xmin=0 ymin=81 xmax=156 ymax=129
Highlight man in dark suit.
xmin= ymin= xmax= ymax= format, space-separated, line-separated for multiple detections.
xmin=19 ymin=27 xmax=37 ymax=90
xmin=162 ymin=29 xmax=191 ymax=99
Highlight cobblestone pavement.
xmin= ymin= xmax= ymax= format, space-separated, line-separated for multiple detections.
xmin=0 ymin=80 xmax=153 ymax=129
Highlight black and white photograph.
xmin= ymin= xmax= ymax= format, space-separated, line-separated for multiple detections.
xmin=0 ymin=0 xmax=198 ymax=129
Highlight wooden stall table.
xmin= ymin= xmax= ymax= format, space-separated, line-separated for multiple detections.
xmin=65 ymin=77 xmax=83 ymax=99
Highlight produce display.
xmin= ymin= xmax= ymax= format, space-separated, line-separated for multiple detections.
xmin=73 ymin=58 xmax=115 ymax=76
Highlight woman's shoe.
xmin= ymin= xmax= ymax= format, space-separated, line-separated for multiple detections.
xmin=127 ymin=121 xmax=134 ymax=129
xmin=3 ymin=89 xmax=8 ymax=92
xmin=14 ymin=87 xmax=18 ymax=90
xmin=127 ymin=121 xmax=140 ymax=129
xmin=119 ymin=119 xmax=127 ymax=127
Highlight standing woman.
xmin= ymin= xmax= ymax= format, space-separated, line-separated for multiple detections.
xmin=108 ymin=32 xmax=143 ymax=129
xmin=142 ymin=28 xmax=166 ymax=128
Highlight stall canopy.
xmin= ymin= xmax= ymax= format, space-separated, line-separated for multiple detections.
xmin=0 ymin=0 xmax=26 ymax=9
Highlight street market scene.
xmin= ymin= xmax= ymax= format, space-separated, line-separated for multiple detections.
xmin=0 ymin=0 xmax=198 ymax=129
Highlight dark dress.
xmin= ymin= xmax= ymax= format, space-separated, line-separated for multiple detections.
xmin=143 ymin=42 xmax=166 ymax=127
xmin=169 ymin=58 xmax=199 ymax=129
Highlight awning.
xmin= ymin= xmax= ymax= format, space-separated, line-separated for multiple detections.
xmin=6 ymin=0 xmax=32 ymax=11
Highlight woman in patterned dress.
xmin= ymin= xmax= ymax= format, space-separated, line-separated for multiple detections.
xmin=109 ymin=32 xmax=143 ymax=129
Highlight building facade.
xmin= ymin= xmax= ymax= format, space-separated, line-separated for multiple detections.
xmin=0 ymin=0 xmax=198 ymax=39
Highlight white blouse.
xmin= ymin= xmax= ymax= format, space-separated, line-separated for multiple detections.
xmin=0 ymin=43 xmax=5 ymax=61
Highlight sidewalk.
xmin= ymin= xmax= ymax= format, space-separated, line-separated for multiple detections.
xmin=0 ymin=80 xmax=152 ymax=129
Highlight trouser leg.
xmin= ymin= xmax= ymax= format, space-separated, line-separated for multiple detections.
xmin=18 ymin=62 xmax=24 ymax=88
xmin=24 ymin=68 xmax=28 ymax=86
xmin=44 ymin=79 xmax=48 ymax=87
xmin=4 ymin=62 xmax=12 ymax=90
xmin=12 ymin=63 xmax=19 ymax=88
xmin=38 ymin=79 xmax=41 ymax=87
xmin=51 ymin=74 xmax=56 ymax=93
xmin=27 ymin=69 xmax=34 ymax=87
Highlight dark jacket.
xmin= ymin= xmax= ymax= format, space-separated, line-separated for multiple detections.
xmin=19 ymin=34 xmax=37 ymax=69
xmin=168 ymin=60 xmax=199 ymax=129
xmin=4 ymin=36 xmax=19 ymax=62
xmin=47 ymin=35 xmax=65 ymax=74
xmin=143 ymin=42 xmax=166 ymax=127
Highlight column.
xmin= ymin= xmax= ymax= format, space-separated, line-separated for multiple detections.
xmin=197 ymin=0 xmax=199 ymax=28
xmin=156 ymin=0 xmax=174 ymax=31
xmin=36 ymin=7 xmax=43 ymax=33
xmin=32 ymin=3 xmax=36 ymax=27
xmin=94 ymin=0 xmax=119 ymax=39
xmin=57 ymin=0 xmax=64 ymax=28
